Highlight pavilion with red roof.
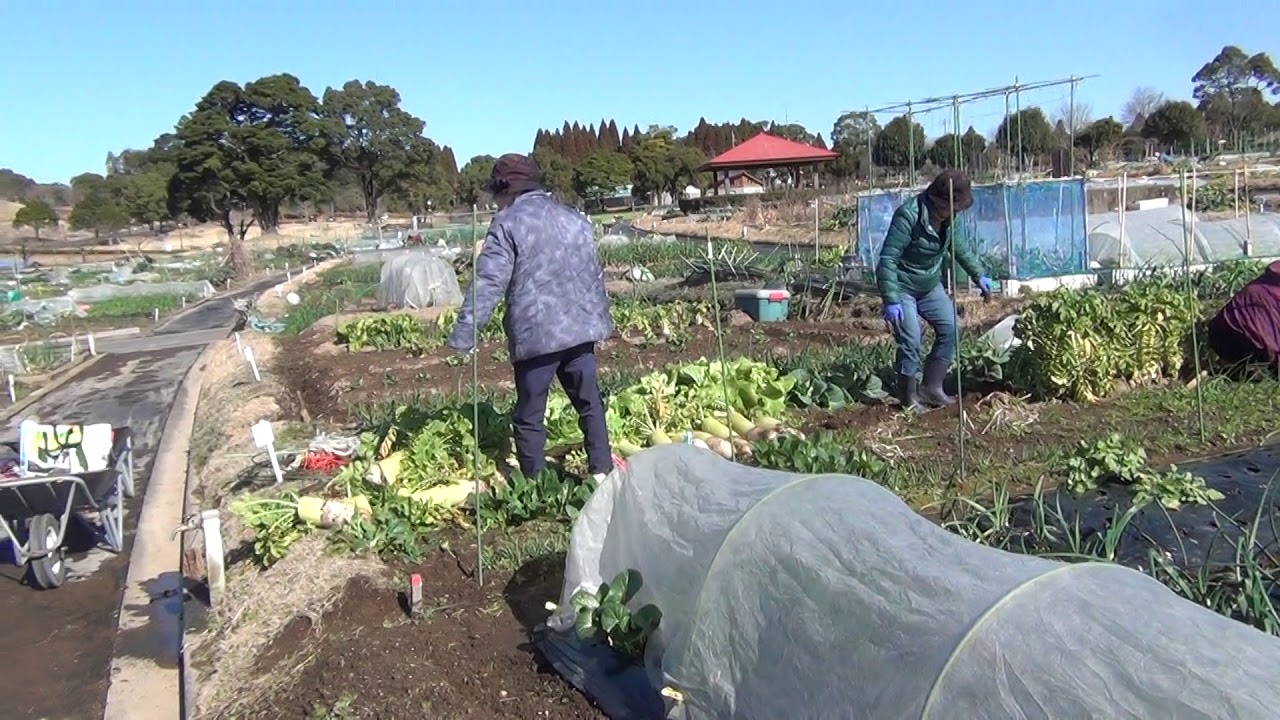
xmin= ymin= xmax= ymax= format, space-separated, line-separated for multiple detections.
xmin=698 ymin=132 xmax=839 ymax=196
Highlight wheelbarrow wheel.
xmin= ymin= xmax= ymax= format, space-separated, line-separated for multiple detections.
xmin=27 ymin=514 xmax=66 ymax=590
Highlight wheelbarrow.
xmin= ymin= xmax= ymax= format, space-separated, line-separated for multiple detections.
xmin=0 ymin=426 xmax=134 ymax=589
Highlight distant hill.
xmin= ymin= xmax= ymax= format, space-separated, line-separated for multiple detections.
xmin=0 ymin=168 xmax=72 ymax=208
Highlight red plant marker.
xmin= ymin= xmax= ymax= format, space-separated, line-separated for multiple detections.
xmin=408 ymin=573 xmax=423 ymax=617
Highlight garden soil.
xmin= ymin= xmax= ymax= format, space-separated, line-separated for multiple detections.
xmin=279 ymin=292 xmax=1024 ymax=424
xmin=239 ymin=535 xmax=605 ymax=719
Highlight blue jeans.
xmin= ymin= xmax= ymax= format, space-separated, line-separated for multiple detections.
xmin=889 ymin=284 xmax=957 ymax=377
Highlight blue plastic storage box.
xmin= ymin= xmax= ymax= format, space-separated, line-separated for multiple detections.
xmin=733 ymin=288 xmax=791 ymax=322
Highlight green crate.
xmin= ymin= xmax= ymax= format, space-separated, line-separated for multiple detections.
xmin=733 ymin=289 xmax=791 ymax=322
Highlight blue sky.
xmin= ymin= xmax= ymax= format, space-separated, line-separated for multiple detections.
xmin=1 ymin=1 xmax=1273 ymax=184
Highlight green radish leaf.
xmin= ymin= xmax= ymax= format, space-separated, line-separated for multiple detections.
xmin=570 ymin=589 xmax=600 ymax=614
xmin=575 ymin=609 xmax=600 ymax=640
xmin=600 ymin=602 xmax=626 ymax=634
xmin=633 ymin=604 xmax=663 ymax=632
xmin=609 ymin=569 xmax=642 ymax=605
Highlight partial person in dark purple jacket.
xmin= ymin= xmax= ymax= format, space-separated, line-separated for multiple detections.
xmin=1206 ymin=259 xmax=1280 ymax=372
xmin=448 ymin=154 xmax=615 ymax=480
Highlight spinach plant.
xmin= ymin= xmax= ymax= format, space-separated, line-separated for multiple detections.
xmin=571 ymin=569 xmax=663 ymax=662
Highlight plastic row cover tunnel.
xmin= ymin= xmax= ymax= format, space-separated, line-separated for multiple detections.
xmin=376 ymin=250 xmax=463 ymax=309
xmin=542 ymin=444 xmax=1280 ymax=720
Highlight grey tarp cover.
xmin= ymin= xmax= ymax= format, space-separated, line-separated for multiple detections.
xmin=1087 ymin=205 xmax=1280 ymax=268
xmin=376 ymin=251 xmax=463 ymax=309
xmin=547 ymin=444 xmax=1280 ymax=720
xmin=68 ymin=280 xmax=216 ymax=303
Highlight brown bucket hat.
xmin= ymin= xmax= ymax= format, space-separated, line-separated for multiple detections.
xmin=924 ymin=169 xmax=974 ymax=213
xmin=483 ymin=153 xmax=544 ymax=195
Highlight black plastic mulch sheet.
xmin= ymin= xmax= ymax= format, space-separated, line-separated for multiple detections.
xmin=531 ymin=625 xmax=666 ymax=720
xmin=1005 ymin=443 xmax=1280 ymax=570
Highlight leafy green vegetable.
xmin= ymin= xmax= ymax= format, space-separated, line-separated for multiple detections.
xmin=1011 ymin=283 xmax=1199 ymax=400
xmin=337 ymin=314 xmax=432 ymax=352
xmin=230 ymin=492 xmax=310 ymax=567
xmin=475 ymin=468 xmax=595 ymax=529
xmin=786 ymin=366 xmax=886 ymax=409
xmin=753 ymin=431 xmax=889 ymax=478
xmin=1057 ymin=433 xmax=1224 ymax=510
xmin=605 ymin=357 xmax=795 ymax=446
xmin=570 ymin=569 xmax=662 ymax=662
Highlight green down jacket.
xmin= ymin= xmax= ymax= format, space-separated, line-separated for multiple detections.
xmin=875 ymin=194 xmax=984 ymax=304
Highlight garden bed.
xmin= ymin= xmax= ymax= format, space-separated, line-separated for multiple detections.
xmin=236 ymin=542 xmax=603 ymax=719
xmin=186 ymin=255 xmax=1280 ymax=717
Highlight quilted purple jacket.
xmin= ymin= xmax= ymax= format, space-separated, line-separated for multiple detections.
xmin=448 ymin=191 xmax=613 ymax=362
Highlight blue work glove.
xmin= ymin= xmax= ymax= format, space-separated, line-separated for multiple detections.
xmin=977 ymin=276 xmax=995 ymax=295
xmin=882 ymin=303 xmax=903 ymax=325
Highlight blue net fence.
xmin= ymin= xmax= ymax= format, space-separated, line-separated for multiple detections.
xmin=856 ymin=179 xmax=1089 ymax=281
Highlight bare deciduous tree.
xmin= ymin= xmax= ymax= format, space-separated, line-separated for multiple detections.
xmin=1122 ymin=87 xmax=1167 ymax=127
xmin=1054 ymin=101 xmax=1094 ymax=134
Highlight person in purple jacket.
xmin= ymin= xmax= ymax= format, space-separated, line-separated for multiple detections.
xmin=448 ymin=154 xmax=615 ymax=480
xmin=1206 ymin=259 xmax=1280 ymax=373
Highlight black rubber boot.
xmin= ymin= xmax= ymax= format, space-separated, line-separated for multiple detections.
xmin=896 ymin=374 xmax=924 ymax=413
xmin=919 ymin=358 xmax=956 ymax=407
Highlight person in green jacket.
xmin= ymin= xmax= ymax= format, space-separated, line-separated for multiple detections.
xmin=876 ymin=169 xmax=993 ymax=411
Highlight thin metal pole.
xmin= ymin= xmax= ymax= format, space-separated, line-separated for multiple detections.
xmin=1001 ymin=181 xmax=1015 ymax=280
xmin=947 ymin=177 xmax=967 ymax=508
xmin=1002 ymin=91 xmax=1015 ymax=279
xmin=814 ymin=196 xmax=821 ymax=262
xmin=862 ymin=74 xmax=1101 ymax=117
xmin=1117 ymin=173 xmax=1129 ymax=271
xmin=1244 ymin=166 xmax=1254 ymax=256
xmin=865 ymin=106 xmax=875 ymax=190
xmin=951 ymin=97 xmax=962 ymax=170
xmin=907 ymin=102 xmax=916 ymax=186
xmin=1068 ymin=76 xmax=1077 ymax=177
xmin=470 ymin=203 xmax=484 ymax=586
xmin=1003 ymin=92 xmax=1012 ymax=176
xmin=1014 ymin=77 xmax=1025 ymax=174
xmin=1015 ymin=80 xmax=1029 ymax=275
xmin=1179 ymin=171 xmax=1207 ymax=442
xmin=1233 ymin=169 xmax=1240 ymax=219
xmin=706 ymin=229 xmax=737 ymax=454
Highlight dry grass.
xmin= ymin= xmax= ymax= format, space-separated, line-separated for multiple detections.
xmin=185 ymin=334 xmax=386 ymax=718
xmin=640 ymin=198 xmax=849 ymax=246
xmin=190 ymin=537 xmax=385 ymax=718
xmin=971 ymin=392 xmax=1041 ymax=435
xmin=0 ymin=199 xmax=21 ymax=225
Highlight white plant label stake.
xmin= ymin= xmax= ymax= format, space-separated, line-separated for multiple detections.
xmin=6 ymin=374 xmax=14 ymax=403
xmin=87 ymin=333 xmax=97 ymax=356
xmin=153 ymin=308 xmax=159 ymax=323
xmin=69 ymin=336 xmax=76 ymax=362
xmin=233 ymin=332 xmax=242 ymax=354
xmin=200 ymin=509 xmax=226 ymax=606
xmin=251 ymin=419 xmax=284 ymax=484
xmin=243 ymin=345 xmax=261 ymax=382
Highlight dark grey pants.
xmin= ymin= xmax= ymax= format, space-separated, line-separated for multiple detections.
xmin=511 ymin=342 xmax=612 ymax=477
